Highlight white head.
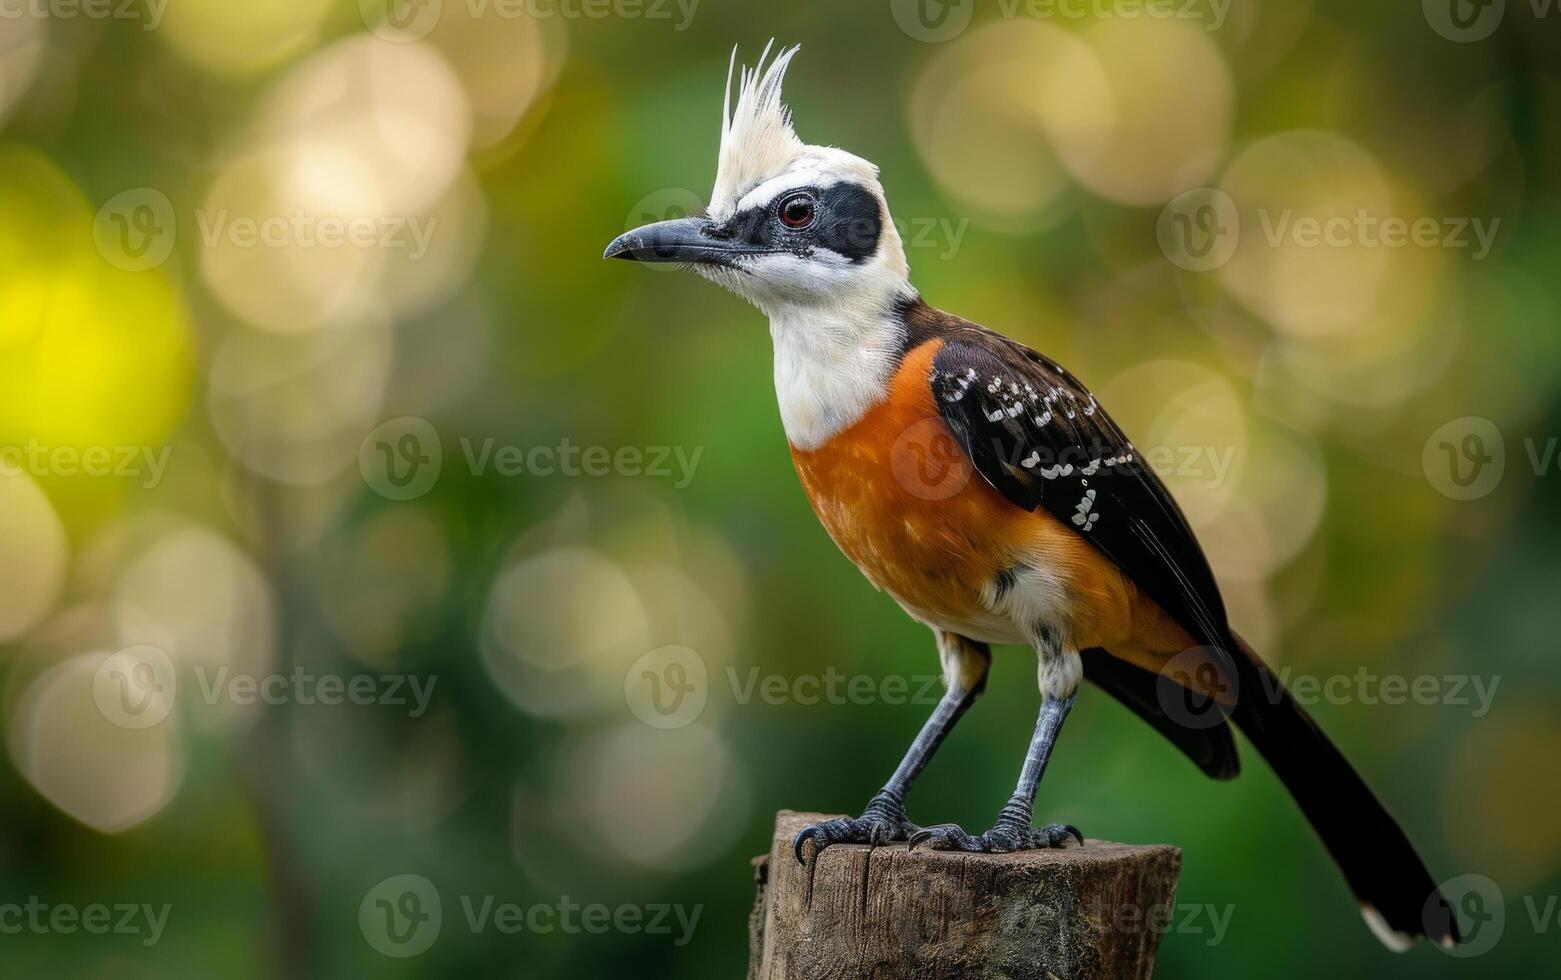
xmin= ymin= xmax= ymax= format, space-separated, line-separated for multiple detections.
xmin=607 ymin=43 xmax=913 ymax=320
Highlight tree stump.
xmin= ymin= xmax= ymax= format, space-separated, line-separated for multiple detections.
xmin=748 ymin=811 xmax=1181 ymax=980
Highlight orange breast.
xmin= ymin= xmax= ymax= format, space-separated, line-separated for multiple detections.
xmin=789 ymin=340 xmax=1193 ymax=665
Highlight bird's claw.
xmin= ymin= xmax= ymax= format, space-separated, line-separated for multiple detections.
xmin=908 ymin=820 xmax=1081 ymax=853
xmin=793 ymin=794 xmax=918 ymax=864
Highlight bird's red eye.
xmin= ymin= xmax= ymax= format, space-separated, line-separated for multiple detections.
xmin=780 ymin=195 xmax=816 ymax=229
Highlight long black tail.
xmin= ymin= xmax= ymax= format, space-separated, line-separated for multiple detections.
xmin=1226 ymin=633 xmax=1460 ymax=950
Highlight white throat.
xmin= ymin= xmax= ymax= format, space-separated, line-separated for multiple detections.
xmin=768 ymin=296 xmax=911 ymax=450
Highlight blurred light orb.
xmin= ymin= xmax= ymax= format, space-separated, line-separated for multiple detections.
xmin=630 ymin=563 xmax=734 ymax=675
xmin=1225 ymin=424 xmax=1327 ymax=577
xmin=1444 ymin=703 xmax=1561 ymax=892
xmin=156 ymin=0 xmax=332 ymax=77
xmin=0 ymin=147 xmax=75 ymax=352
xmin=1100 ymin=360 xmax=1246 ymax=529
xmin=1260 ymin=250 xmax=1451 ymax=418
xmin=199 ymin=145 xmax=387 ymax=334
xmin=8 ymin=655 xmax=182 ymax=833
xmin=564 ymin=722 xmax=749 ymax=870
xmin=421 ymin=1 xmax=549 ymax=149
xmin=1216 ymin=573 xmax=1277 ymax=655
xmin=1217 ymin=131 xmax=1396 ymax=338
xmin=112 ymin=526 xmax=275 ymax=727
xmin=908 ymin=22 xmax=1097 ymax=225
xmin=0 ymin=8 xmax=46 ymax=123
xmin=1220 ymin=0 xmax=1314 ymax=81
xmin=481 ymin=548 xmax=650 ymax=719
xmin=375 ymin=166 xmax=490 ymax=319
xmin=0 ymin=150 xmax=192 ymax=449
xmin=1059 ymin=18 xmax=1235 ymax=205
xmin=0 ymin=466 xmax=67 ymax=641
xmin=261 ymin=35 xmax=473 ymax=215
xmin=208 ymin=320 xmax=392 ymax=485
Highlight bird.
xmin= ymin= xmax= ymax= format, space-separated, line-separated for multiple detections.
xmin=604 ymin=43 xmax=1460 ymax=951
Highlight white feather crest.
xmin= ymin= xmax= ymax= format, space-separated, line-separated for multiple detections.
xmin=711 ymin=41 xmax=805 ymax=219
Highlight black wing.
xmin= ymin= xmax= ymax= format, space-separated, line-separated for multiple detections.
xmin=1080 ymin=648 xmax=1239 ymax=779
xmin=914 ymin=303 xmax=1235 ymax=657
xmin=911 ymin=304 xmax=1459 ymax=938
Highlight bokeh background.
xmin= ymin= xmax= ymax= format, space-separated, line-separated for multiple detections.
xmin=2 ymin=0 xmax=1559 ymax=975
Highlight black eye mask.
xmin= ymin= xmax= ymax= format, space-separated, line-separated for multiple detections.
xmin=711 ymin=182 xmax=883 ymax=264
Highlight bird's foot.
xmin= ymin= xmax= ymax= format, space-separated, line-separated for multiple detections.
xmin=793 ymin=792 xmax=919 ymax=864
xmin=908 ymin=805 xmax=1081 ymax=854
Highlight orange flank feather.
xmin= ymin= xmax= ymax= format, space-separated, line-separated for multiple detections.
xmin=789 ymin=340 xmax=1195 ymax=672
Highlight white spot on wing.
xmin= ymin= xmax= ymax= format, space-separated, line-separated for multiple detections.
xmin=1359 ymin=905 xmax=1414 ymax=953
xmin=1072 ymin=488 xmax=1099 ymax=530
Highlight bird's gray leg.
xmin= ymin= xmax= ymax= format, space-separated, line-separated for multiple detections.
xmin=794 ymin=633 xmax=990 ymax=863
xmin=911 ymin=630 xmax=1083 ymax=853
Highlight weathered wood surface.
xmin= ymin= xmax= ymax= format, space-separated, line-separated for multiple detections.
xmin=749 ymin=810 xmax=1181 ymax=980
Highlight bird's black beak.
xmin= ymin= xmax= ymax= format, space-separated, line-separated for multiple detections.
xmin=603 ymin=216 xmax=751 ymax=268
